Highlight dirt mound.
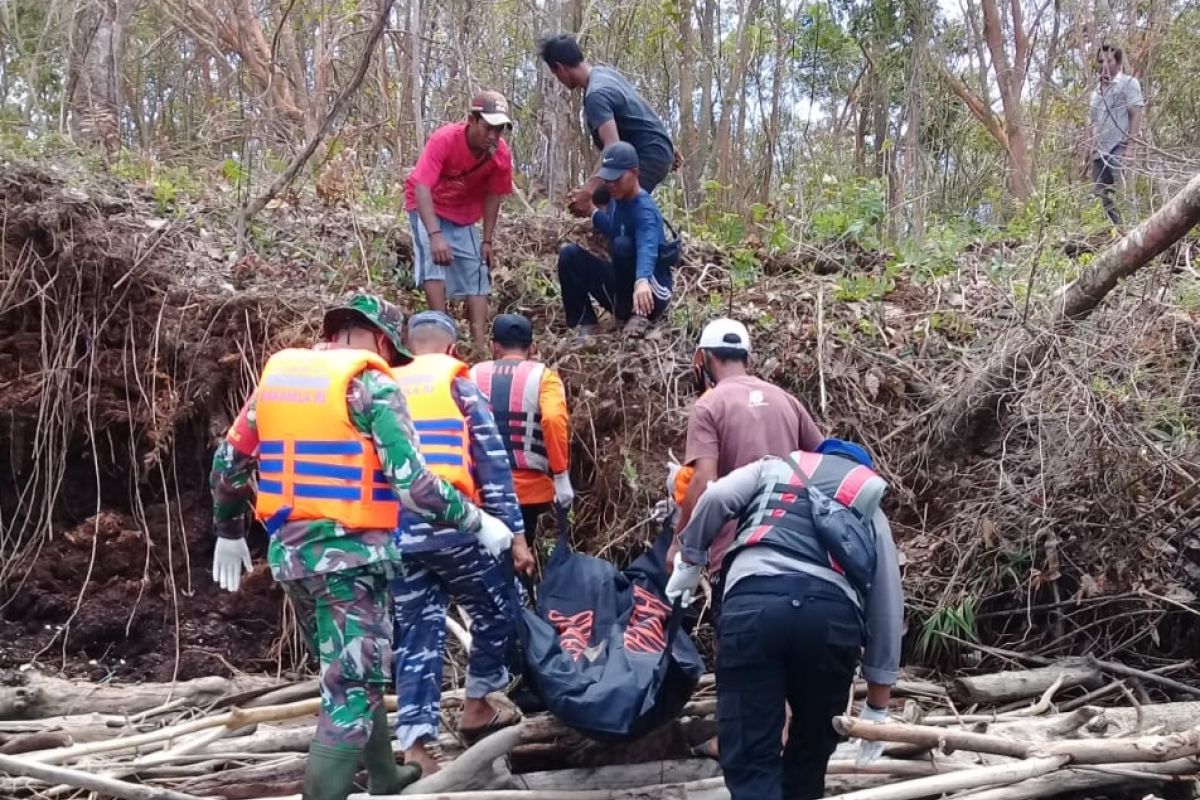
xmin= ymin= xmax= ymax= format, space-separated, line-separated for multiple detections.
xmin=0 ymin=163 xmax=311 ymax=679
xmin=2 ymin=158 xmax=1199 ymax=680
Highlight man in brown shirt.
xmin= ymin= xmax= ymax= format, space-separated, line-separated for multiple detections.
xmin=675 ymin=318 xmax=824 ymax=574
xmin=673 ymin=317 xmax=824 ymax=761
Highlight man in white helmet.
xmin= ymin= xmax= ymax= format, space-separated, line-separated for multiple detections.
xmin=669 ymin=317 xmax=824 ymax=758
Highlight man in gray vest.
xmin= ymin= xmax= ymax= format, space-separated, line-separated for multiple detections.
xmin=667 ymin=444 xmax=903 ymax=800
xmin=471 ymin=314 xmax=573 ymax=550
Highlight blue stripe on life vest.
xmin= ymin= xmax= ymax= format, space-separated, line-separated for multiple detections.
xmin=422 ymin=452 xmax=465 ymax=466
xmin=374 ymin=470 xmax=388 ymax=484
xmin=294 ymin=441 xmax=363 ymax=456
xmin=259 ymin=459 xmax=284 ymax=474
xmin=417 ymin=433 xmax=464 ymax=447
xmin=260 ymin=441 xmax=285 ymax=455
xmin=413 ymin=419 xmax=466 ymax=432
xmin=294 ymin=461 xmax=362 ymax=481
xmin=259 ymin=479 xmax=284 ymax=495
xmin=372 ymin=487 xmax=398 ymax=502
xmin=293 ymin=483 xmax=361 ymax=501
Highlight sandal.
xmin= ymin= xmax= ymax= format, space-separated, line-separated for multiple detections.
xmin=459 ymin=706 xmax=520 ymax=744
xmin=623 ymin=315 xmax=652 ymax=338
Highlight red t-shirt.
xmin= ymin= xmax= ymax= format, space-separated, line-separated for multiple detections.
xmin=404 ymin=123 xmax=513 ymax=226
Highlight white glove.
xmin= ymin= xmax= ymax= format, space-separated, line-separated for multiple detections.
xmin=476 ymin=511 xmax=515 ymax=559
xmin=665 ymin=462 xmax=681 ymax=497
xmin=212 ymin=537 xmax=252 ymax=593
xmin=553 ymin=471 xmax=575 ymax=509
xmin=665 ymin=552 xmax=702 ymax=607
xmin=652 ymin=462 xmax=683 ymax=525
xmin=855 ymin=704 xmax=890 ymax=765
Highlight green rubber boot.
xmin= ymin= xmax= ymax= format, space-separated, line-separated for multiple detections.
xmin=362 ymin=706 xmax=422 ymax=794
xmin=302 ymin=741 xmax=362 ymax=800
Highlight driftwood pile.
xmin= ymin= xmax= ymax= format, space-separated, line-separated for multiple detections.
xmin=2 ymin=658 xmax=1199 ymax=800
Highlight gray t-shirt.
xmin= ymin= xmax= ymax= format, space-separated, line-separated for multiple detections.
xmin=1089 ymin=73 xmax=1145 ymax=157
xmin=583 ymin=66 xmax=674 ymax=170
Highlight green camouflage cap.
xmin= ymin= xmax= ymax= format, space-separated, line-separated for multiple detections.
xmin=322 ymin=293 xmax=413 ymax=366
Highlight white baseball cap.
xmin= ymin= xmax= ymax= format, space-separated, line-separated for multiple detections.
xmin=698 ymin=318 xmax=751 ymax=355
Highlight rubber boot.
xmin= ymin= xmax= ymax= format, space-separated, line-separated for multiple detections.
xmin=362 ymin=706 xmax=422 ymax=794
xmin=302 ymin=741 xmax=362 ymax=800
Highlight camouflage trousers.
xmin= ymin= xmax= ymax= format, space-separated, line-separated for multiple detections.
xmin=281 ymin=564 xmax=393 ymax=748
xmin=391 ymin=542 xmax=515 ymax=749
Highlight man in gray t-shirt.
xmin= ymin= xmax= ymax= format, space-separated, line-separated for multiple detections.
xmin=1087 ymin=43 xmax=1145 ymax=225
xmin=539 ymin=34 xmax=676 ymax=215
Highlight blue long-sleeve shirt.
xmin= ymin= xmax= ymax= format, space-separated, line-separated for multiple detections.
xmin=395 ymin=376 xmax=524 ymax=552
xmin=591 ymin=190 xmax=674 ymax=302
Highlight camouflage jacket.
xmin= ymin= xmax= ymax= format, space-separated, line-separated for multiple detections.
xmin=395 ymin=376 xmax=524 ymax=552
xmin=210 ymin=365 xmax=482 ymax=582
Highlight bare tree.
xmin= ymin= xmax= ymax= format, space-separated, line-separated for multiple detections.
xmin=68 ymin=0 xmax=137 ymax=154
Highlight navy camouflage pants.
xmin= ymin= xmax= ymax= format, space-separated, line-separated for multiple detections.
xmin=280 ymin=564 xmax=393 ymax=748
xmin=392 ymin=542 xmax=515 ymax=749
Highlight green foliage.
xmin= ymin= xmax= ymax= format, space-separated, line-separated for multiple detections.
xmin=806 ymin=179 xmax=886 ymax=247
xmin=835 ymin=271 xmax=894 ymax=302
xmin=919 ymin=596 xmax=979 ymax=657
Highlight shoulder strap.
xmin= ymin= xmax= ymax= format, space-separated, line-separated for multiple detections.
xmin=779 ymin=452 xmax=808 ymax=484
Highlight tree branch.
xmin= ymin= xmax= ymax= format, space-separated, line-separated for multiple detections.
xmin=240 ymin=0 xmax=397 ymax=230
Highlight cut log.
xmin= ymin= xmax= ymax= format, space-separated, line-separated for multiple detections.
xmin=833 ymin=716 xmax=1032 ymax=758
xmin=821 ymin=755 xmax=1071 ymax=800
xmin=0 ymin=673 xmax=283 ymax=720
xmin=1038 ymin=728 xmax=1200 ymax=764
xmin=936 ymin=170 xmax=1200 ymax=449
xmin=0 ymin=751 xmax=206 ymax=800
xmin=955 ymin=757 xmax=1200 ymax=800
xmin=512 ymin=759 xmax=722 ymax=790
xmin=951 ymin=664 xmax=1101 ymax=704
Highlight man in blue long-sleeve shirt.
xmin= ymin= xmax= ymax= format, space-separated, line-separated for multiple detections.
xmin=390 ymin=311 xmax=528 ymax=776
xmin=556 ymin=142 xmax=677 ymax=340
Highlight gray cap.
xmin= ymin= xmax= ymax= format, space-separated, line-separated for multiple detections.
xmin=597 ymin=142 xmax=639 ymax=181
xmin=408 ymin=310 xmax=459 ymax=339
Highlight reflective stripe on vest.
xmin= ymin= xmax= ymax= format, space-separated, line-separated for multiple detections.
xmin=393 ymin=353 xmax=477 ymax=499
xmin=252 ymin=348 xmax=399 ymax=531
xmin=471 ymin=358 xmax=549 ymax=473
xmin=726 ymin=452 xmax=886 ymax=574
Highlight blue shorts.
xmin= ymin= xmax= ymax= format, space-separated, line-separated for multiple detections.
xmin=408 ymin=211 xmax=490 ymax=298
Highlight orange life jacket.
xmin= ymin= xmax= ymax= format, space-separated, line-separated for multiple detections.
xmin=392 ymin=353 xmax=478 ymax=500
xmin=253 ymin=347 xmax=399 ymax=530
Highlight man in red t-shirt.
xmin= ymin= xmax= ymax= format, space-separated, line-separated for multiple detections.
xmin=405 ymin=92 xmax=515 ymax=352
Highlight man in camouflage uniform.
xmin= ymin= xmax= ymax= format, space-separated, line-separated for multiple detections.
xmin=209 ymin=294 xmax=516 ymax=800
xmin=390 ymin=311 xmax=528 ymax=776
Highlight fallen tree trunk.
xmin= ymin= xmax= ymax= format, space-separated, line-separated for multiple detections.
xmin=936 ymin=169 xmax=1200 ymax=449
xmin=0 ymin=673 xmax=283 ymax=719
xmin=951 ymin=664 xmax=1101 ymax=704
xmin=821 ymin=755 xmax=1071 ymax=800
xmin=0 ymin=752 xmax=206 ymax=800
xmin=955 ymin=757 xmax=1200 ymax=800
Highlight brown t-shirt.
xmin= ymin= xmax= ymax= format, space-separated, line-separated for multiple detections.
xmin=683 ymin=374 xmax=823 ymax=570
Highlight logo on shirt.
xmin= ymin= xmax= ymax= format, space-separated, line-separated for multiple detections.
xmin=748 ymin=390 xmax=767 ymax=408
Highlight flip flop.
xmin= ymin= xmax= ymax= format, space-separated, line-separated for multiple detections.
xmin=460 ymin=707 xmax=520 ymax=745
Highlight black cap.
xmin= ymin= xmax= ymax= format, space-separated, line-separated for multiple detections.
xmin=492 ymin=313 xmax=534 ymax=346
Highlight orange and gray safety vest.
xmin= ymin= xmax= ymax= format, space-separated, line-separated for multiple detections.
xmin=470 ymin=358 xmax=550 ymax=474
xmin=253 ymin=348 xmax=399 ymax=530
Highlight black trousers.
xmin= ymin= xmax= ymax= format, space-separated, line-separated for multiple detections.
xmin=520 ymin=503 xmax=554 ymax=544
xmin=556 ymin=237 xmax=669 ymax=328
xmin=716 ymin=574 xmax=863 ymax=800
